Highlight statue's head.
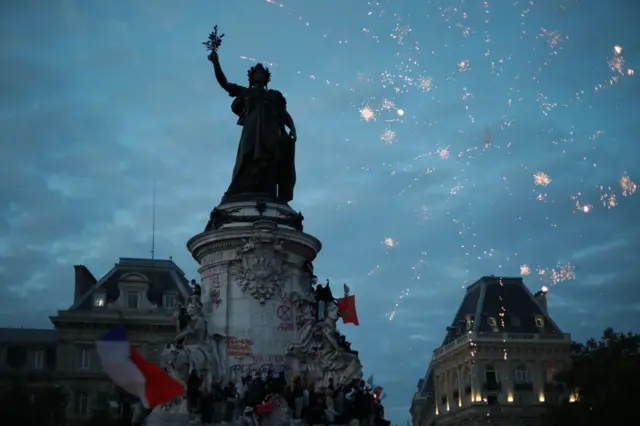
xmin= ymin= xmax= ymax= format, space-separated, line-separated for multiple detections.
xmin=248 ymin=63 xmax=271 ymax=87
xmin=186 ymin=296 xmax=202 ymax=316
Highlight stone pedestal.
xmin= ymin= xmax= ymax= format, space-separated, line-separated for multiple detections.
xmin=187 ymin=200 xmax=322 ymax=380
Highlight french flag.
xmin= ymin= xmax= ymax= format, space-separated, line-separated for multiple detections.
xmin=95 ymin=325 xmax=184 ymax=408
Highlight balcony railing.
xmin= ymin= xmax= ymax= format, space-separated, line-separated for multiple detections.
xmin=432 ymin=332 xmax=571 ymax=359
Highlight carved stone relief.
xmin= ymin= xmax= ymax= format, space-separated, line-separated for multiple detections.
xmin=230 ymin=232 xmax=289 ymax=304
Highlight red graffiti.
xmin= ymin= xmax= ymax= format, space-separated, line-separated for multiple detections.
xmin=228 ymin=336 xmax=254 ymax=358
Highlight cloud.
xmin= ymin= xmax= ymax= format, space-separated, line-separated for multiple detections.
xmin=2 ymin=2 xmax=640 ymax=425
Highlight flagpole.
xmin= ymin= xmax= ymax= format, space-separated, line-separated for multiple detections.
xmin=151 ymin=177 xmax=156 ymax=260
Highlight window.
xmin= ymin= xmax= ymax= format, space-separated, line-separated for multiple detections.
xmin=465 ymin=315 xmax=474 ymax=330
xmin=76 ymin=391 xmax=88 ymax=415
xmin=80 ymin=348 xmax=91 ymax=370
xmin=485 ymin=365 xmax=498 ymax=387
xmin=514 ymin=365 xmax=531 ymax=383
xmin=6 ymin=346 xmax=27 ymax=370
xmin=487 ymin=317 xmax=497 ymax=326
xmin=93 ymin=293 xmax=106 ymax=308
xmin=487 ymin=395 xmax=498 ymax=405
xmin=163 ymin=293 xmax=177 ymax=309
xmin=511 ymin=316 xmax=521 ymax=327
xmin=31 ymin=350 xmax=44 ymax=370
xmin=534 ymin=315 xmax=545 ymax=328
xmin=546 ymin=366 xmax=557 ymax=383
xmin=127 ymin=291 xmax=140 ymax=309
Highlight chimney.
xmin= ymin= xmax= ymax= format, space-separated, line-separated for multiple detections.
xmin=74 ymin=265 xmax=97 ymax=303
xmin=534 ymin=286 xmax=549 ymax=314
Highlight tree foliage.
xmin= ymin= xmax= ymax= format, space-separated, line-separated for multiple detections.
xmin=0 ymin=382 xmax=67 ymax=426
xmin=543 ymin=327 xmax=640 ymax=426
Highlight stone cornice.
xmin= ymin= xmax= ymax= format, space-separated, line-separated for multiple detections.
xmin=187 ymin=221 xmax=322 ymax=262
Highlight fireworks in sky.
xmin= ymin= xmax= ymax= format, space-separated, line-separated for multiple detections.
xmin=258 ymin=0 xmax=637 ymax=315
xmin=534 ymin=172 xmax=552 ymax=187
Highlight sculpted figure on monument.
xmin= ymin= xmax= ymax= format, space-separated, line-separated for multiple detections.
xmin=161 ymin=296 xmax=223 ymax=397
xmin=208 ymin=42 xmax=297 ymax=203
xmin=287 ymin=295 xmax=363 ymax=389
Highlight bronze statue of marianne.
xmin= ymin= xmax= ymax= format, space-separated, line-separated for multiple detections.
xmin=207 ymin=46 xmax=297 ymax=204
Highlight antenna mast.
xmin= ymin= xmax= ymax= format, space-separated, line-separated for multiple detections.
xmin=151 ymin=177 xmax=156 ymax=260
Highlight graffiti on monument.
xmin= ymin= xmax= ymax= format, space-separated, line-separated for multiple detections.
xmin=202 ymin=267 xmax=222 ymax=308
xmin=228 ymin=336 xmax=254 ymax=358
xmin=276 ymin=296 xmax=294 ymax=332
xmin=229 ymin=355 xmax=287 ymax=379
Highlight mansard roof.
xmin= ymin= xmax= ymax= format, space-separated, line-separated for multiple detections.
xmin=416 ymin=275 xmax=563 ymax=401
xmin=445 ymin=275 xmax=563 ymax=343
xmin=69 ymin=257 xmax=191 ymax=311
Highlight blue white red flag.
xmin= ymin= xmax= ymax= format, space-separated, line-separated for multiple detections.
xmin=95 ymin=325 xmax=184 ymax=408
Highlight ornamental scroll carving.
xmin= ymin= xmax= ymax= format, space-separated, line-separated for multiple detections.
xmin=230 ymin=232 xmax=289 ymax=304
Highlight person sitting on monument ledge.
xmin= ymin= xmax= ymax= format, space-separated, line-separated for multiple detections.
xmin=190 ymin=279 xmax=201 ymax=296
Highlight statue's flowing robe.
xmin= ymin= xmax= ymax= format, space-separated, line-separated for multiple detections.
xmin=225 ymin=84 xmax=296 ymax=202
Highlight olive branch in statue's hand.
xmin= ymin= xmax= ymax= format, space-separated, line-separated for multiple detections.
xmin=203 ymin=25 xmax=224 ymax=61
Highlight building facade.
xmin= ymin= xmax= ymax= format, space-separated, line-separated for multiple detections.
xmin=0 ymin=258 xmax=191 ymax=425
xmin=411 ymin=276 xmax=572 ymax=426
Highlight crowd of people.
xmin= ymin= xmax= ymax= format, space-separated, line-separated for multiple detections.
xmin=189 ymin=371 xmax=390 ymax=426
xmin=179 ymin=280 xmax=387 ymax=425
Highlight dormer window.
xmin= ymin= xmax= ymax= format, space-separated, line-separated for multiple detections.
xmin=465 ymin=315 xmax=474 ymax=331
xmin=162 ymin=293 xmax=177 ymax=309
xmin=93 ymin=292 xmax=106 ymax=308
xmin=534 ymin=315 xmax=545 ymax=329
xmin=487 ymin=317 xmax=497 ymax=326
xmin=127 ymin=291 xmax=140 ymax=309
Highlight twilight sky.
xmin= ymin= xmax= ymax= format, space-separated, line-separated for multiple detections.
xmin=1 ymin=0 xmax=639 ymax=423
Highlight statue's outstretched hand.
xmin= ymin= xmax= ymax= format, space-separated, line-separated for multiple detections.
xmin=208 ymin=50 xmax=219 ymax=63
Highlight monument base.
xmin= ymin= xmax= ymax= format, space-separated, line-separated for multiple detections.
xmin=156 ymin=199 xmax=363 ymax=425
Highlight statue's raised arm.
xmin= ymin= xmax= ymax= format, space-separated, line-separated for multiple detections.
xmin=208 ymin=50 xmax=245 ymax=97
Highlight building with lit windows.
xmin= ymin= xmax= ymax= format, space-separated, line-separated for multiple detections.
xmin=0 ymin=258 xmax=190 ymax=425
xmin=410 ymin=276 xmax=572 ymax=426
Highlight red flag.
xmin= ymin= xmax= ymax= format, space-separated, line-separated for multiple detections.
xmin=337 ymin=295 xmax=359 ymax=326
xmin=373 ymin=386 xmax=383 ymax=399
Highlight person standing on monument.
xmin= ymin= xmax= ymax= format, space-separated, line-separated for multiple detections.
xmin=208 ymin=48 xmax=298 ymax=202
xmin=315 ymin=280 xmax=336 ymax=321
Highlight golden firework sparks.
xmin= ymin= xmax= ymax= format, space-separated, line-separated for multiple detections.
xmin=537 ymin=264 xmax=576 ymax=285
xmin=419 ymin=77 xmax=433 ymax=91
xmin=359 ymin=105 xmax=375 ymax=122
xmin=381 ymin=128 xmax=396 ymax=144
xmin=437 ymin=147 xmax=450 ymax=160
xmin=620 ymin=175 xmax=637 ymax=196
xmin=387 ymin=288 xmax=410 ymax=321
xmin=520 ymin=264 xmax=531 ymax=276
xmin=457 ymin=60 xmax=470 ymax=72
xmin=534 ymin=172 xmax=551 ymax=187
xmin=381 ymin=99 xmax=395 ymax=110
xmin=383 ymin=237 xmax=396 ymax=247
